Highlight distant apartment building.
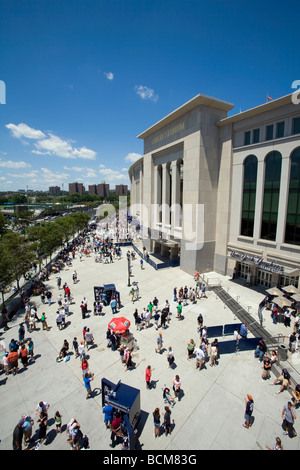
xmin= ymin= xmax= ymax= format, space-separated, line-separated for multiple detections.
xmin=69 ymin=182 xmax=85 ymax=195
xmin=88 ymin=184 xmax=97 ymax=195
xmin=97 ymin=183 xmax=110 ymax=197
xmin=115 ymin=184 xmax=128 ymax=196
xmin=88 ymin=183 xmax=110 ymax=197
xmin=49 ymin=186 xmax=61 ymax=195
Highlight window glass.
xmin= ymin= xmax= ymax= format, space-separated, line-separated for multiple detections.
xmin=276 ymin=121 xmax=285 ymax=138
xmin=253 ymin=128 xmax=260 ymax=143
xmin=244 ymin=131 xmax=251 ymax=145
xmin=285 ymin=148 xmax=300 ymax=245
xmin=292 ymin=118 xmax=300 ymax=135
xmin=261 ymin=151 xmax=282 ymax=241
xmin=266 ymin=125 xmax=274 ymax=141
xmin=241 ymin=155 xmax=257 ymax=237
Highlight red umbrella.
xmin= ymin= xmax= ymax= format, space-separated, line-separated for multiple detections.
xmin=108 ymin=317 xmax=131 ymax=334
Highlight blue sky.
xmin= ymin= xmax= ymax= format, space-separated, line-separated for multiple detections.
xmin=0 ymin=0 xmax=299 ymax=192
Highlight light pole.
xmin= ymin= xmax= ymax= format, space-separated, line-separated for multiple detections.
xmin=127 ymin=255 xmax=131 ymax=287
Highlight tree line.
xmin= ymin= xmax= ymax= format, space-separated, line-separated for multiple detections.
xmin=0 ymin=212 xmax=90 ymax=304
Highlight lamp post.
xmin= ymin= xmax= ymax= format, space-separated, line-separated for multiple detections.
xmin=127 ymin=254 xmax=131 ymax=287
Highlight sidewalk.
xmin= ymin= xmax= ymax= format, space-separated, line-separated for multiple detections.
xmin=0 ymin=246 xmax=299 ymax=450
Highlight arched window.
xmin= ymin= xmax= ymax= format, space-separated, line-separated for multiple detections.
xmin=261 ymin=151 xmax=282 ymax=241
xmin=285 ymin=147 xmax=300 ymax=245
xmin=241 ymin=155 xmax=258 ymax=237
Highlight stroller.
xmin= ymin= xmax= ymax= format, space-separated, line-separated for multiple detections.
xmin=162 ymin=386 xmax=176 ymax=408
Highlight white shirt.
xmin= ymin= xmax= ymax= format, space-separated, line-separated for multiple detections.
xmin=195 ymin=348 xmax=205 ymax=360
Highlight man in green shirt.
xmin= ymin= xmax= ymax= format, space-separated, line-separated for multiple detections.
xmin=176 ymin=302 xmax=182 ymax=320
xmin=148 ymin=302 xmax=153 ymax=318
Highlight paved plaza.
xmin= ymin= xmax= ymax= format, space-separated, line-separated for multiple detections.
xmin=1 ymin=243 xmax=300 ymax=451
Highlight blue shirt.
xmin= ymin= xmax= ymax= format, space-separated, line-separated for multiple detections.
xmin=84 ymin=376 xmax=91 ymax=389
xmin=103 ymin=405 xmax=114 ymax=420
xmin=239 ymin=324 xmax=247 ymax=337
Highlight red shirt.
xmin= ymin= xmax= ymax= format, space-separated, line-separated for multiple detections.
xmin=112 ymin=417 xmax=121 ymax=431
xmin=145 ymin=368 xmax=151 ymax=382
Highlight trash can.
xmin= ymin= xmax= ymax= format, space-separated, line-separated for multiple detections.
xmin=278 ymin=344 xmax=288 ymax=361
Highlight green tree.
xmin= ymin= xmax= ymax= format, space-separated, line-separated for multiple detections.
xmin=1 ymin=231 xmax=35 ymax=289
xmin=0 ymin=213 xmax=10 ymax=237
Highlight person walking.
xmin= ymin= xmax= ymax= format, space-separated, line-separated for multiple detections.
xmin=282 ymin=401 xmax=297 ymax=438
xmin=173 ymin=375 xmax=181 ymax=401
xmin=187 ymin=339 xmax=195 ymax=360
xmin=46 ymin=290 xmax=52 ymax=306
xmin=27 ymin=338 xmax=34 ymax=362
xmin=163 ymin=406 xmax=172 ymax=436
xmin=54 ymin=411 xmax=62 ymax=434
xmin=19 ymin=344 xmax=29 ymax=369
xmin=84 ymin=372 xmax=94 ymax=399
xmin=18 ymin=323 xmax=25 ymax=343
xmin=37 ymin=411 xmax=48 ymax=444
xmin=210 ymin=341 xmax=218 ymax=367
xmin=153 ymin=408 xmax=160 ymax=438
xmin=176 ymin=301 xmax=182 ymax=320
xmin=167 ymin=347 xmax=175 ymax=369
xmin=12 ymin=421 xmax=24 ymax=450
xmin=145 ymin=365 xmax=154 ymax=389
xmin=155 ymin=332 xmax=163 ymax=354
xmin=110 ymin=297 xmax=117 ymax=314
xmin=125 ymin=348 xmax=133 ymax=371
xmin=41 ymin=312 xmax=49 ymax=331
xmin=194 ymin=344 xmax=205 ymax=371
xmin=243 ymin=395 xmax=254 ymax=429
xmin=73 ymin=337 xmax=79 ymax=358
xmin=81 ymin=358 xmax=89 ymax=378
xmin=21 ymin=414 xmax=34 ymax=446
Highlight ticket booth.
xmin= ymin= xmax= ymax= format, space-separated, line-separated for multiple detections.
xmin=101 ymin=378 xmax=141 ymax=449
xmin=94 ymin=284 xmax=121 ymax=307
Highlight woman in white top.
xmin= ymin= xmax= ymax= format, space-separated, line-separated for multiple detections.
xmin=173 ymin=375 xmax=181 ymax=400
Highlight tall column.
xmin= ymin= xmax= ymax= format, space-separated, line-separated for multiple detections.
xmin=276 ymin=155 xmax=290 ymax=244
xmin=162 ymin=163 xmax=170 ymax=228
xmin=153 ymin=165 xmax=162 ymax=225
xmin=171 ymin=160 xmax=180 ymax=228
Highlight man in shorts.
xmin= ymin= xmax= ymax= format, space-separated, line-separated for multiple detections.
xmin=194 ymin=346 xmax=205 ymax=371
xmin=272 ymin=368 xmax=292 ymax=394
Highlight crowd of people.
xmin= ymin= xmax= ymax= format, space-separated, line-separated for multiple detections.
xmin=2 ymin=209 xmax=300 ymax=450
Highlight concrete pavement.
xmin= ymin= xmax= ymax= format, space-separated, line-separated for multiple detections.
xmin=0 ymin=243 xmax=299 ymax=451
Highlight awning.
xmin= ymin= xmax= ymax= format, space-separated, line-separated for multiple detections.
xmin=274 ymin=296 xmax=292 ymax=308
xmin=282 ymin=285 xmax=300 ymax=295
xmin=266 ymin=287 xmax=282 ymax=296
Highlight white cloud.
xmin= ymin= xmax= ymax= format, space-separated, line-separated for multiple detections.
xmin=124 ymin=152 xmax=143 ymax=163
xmin=72 ymin=147 xmax=97 ymax=160
xmin=33 ymin=134 xmax=75 ymax=159
xmin=99 ymin=166 xmax=129 ymax=183
xmin=8 ymin=170 xmax=39 ymax=178
xmin=0 ymin=159 xmax=31 ymax=169
xmin=6 ymin=123 xmax=97 ymax=161
xmin=6 ymin=123 xmax=46 ymax=140
xmin=63 ymin=165 xmax=97 ymax=178
xmin=135 ymin=85 xmax=158 ymax=102
xmin=104 ymin=72 xmax=114 ymax=81
xmin=40 ymin=167 xmax=69 ymax=183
